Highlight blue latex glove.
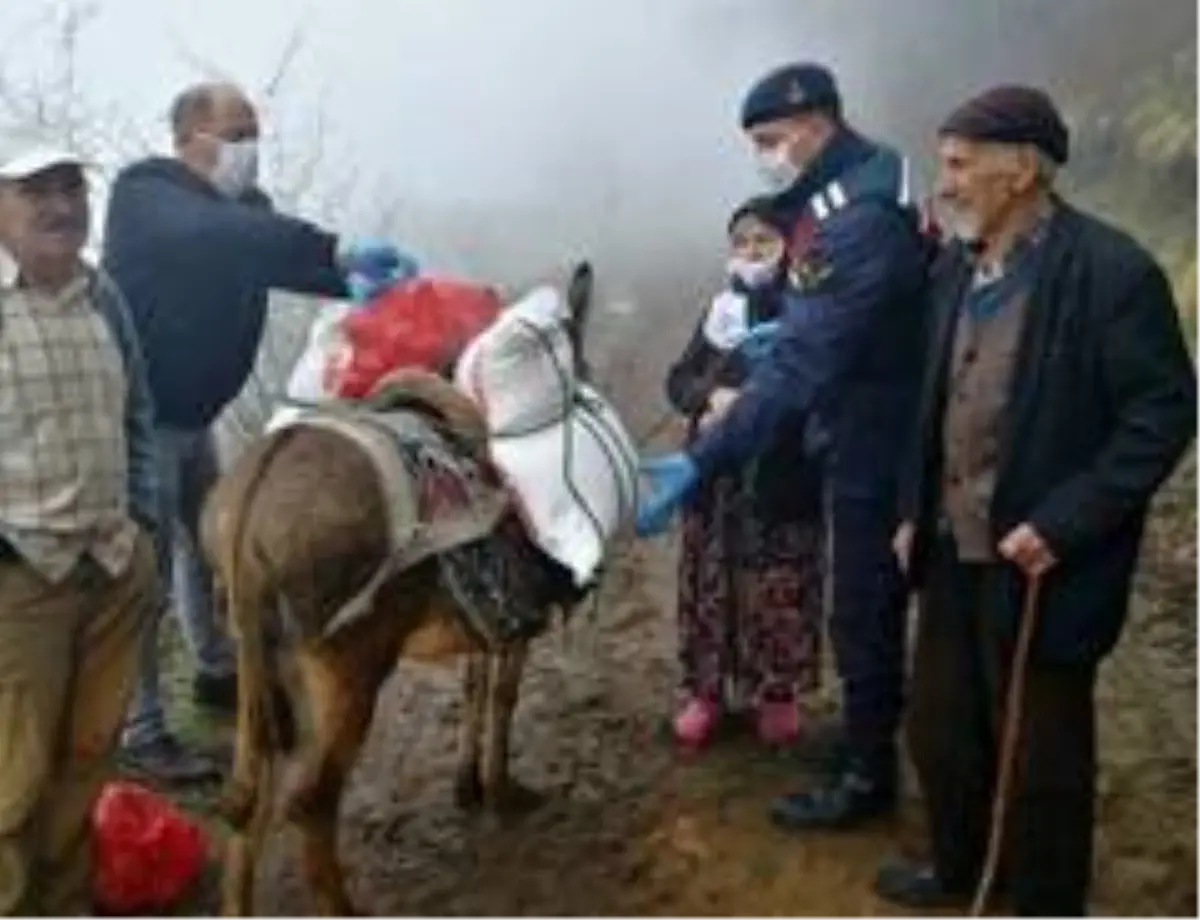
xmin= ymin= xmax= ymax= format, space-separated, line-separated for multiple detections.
xmin=635 ymin=452 xmax=699 ymax=537
xmin=346 ymin=267 xmax=402 ymax=304
xmin=338 ymin=238 xmax=420 ymax=286
xmin=738 ymin=319 xmax=781 ymax=365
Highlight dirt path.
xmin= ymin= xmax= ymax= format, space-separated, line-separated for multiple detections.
xmin=155 ymin=470 xmax=1195 ymax=917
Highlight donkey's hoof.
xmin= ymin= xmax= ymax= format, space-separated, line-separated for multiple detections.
xmin=314 ymin=906 xmax=364 ymax=920
xmin=283 ymin=775 xmax=328 ymax=826
xmin=490 ymin=779 xmax=547 ymax=817
xmin=217 ymin=783 xmax=256 ymax=830
xmin=453 ymin=767 xmax=484 ymax=811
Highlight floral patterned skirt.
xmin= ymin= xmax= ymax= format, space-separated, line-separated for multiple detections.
xmin=676 ymin=471 xmax=824 ymax=707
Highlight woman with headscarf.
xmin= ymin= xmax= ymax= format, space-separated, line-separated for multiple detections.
xmin=663 ymin=196 xmax=825 ymax=749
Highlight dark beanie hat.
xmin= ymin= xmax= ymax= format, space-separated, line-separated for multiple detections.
xmin=939 ymin=85 xmax=1070 ymax=164
xmin=726 ymin=195 xmax=790 ymax=237
xmin=740 ymin=63 xmax=842 ymax=130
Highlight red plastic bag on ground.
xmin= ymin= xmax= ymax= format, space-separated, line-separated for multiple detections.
xmin=92 ymin=780 xmax=208 ymax=915
xmin=328 ymin=276 xmax=503 ymax=399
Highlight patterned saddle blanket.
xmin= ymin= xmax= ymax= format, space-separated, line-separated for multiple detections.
xmin=271 ymin=398 xmax=587 ymax=647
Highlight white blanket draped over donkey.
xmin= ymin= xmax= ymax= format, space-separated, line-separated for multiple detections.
xmin=201 ymin=263 xmax=640 ymax=917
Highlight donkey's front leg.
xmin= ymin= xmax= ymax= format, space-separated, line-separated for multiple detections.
xmin=453 ymin=651 xmax=488 ymax=810
xmin=480 ymin=640 xmax=543 ymax=815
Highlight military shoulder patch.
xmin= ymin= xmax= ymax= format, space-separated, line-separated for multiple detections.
xmin=788 ymin=255 xmax=834 ymax=292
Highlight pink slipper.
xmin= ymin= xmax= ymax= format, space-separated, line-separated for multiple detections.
xmin=673 ymin=697 xmax=720 ymax=747
xmin=757 ymin=700 xmax=802 ymax=746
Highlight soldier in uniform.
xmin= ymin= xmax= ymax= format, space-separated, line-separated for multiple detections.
xmin=636 ymin=62 xmax=930 ymax=827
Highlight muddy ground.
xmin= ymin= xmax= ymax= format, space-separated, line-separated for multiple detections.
xmin=151 ymin=461 xmax=1196 ymax=917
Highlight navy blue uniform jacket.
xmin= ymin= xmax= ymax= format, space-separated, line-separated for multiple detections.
xmin=690 ymin=131 xmax=929 ymax=504
xmin=102 ymin=157 xmax=348 ymax=430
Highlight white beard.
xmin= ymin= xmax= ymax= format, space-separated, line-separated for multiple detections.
xmin=939 ymin=205 xmax=984 ymax=245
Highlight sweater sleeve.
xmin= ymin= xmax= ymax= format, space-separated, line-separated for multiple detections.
xmin=664 ymin=313 xmax=721 ymax=417
xmin=113 ymin=170 xmax=348 ymax=299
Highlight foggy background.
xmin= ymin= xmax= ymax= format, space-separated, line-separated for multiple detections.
xmin=0 ymin=0 xmax=1193 ymax=440
xmin=0 ymin=0 xmax=1192 ymax=274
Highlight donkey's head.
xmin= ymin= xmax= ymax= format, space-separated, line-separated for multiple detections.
xmin=562 ymin=260 xmax=594 ymax=383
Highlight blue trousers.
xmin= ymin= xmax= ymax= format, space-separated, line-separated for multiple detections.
xmin=122 ymin=426 xmax=235 ymax=747
xmin=826 ymin=487 xmax=908 ymax=761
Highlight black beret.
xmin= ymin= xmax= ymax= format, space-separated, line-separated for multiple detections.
xmin=939 ymin=85 xmax=1070 ymax=164
xmin=740 ymin=63 xmax=842 ymax=130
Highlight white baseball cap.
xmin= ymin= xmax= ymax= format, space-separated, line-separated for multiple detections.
xmin=0 ymin=145 xmax=90 ymax=181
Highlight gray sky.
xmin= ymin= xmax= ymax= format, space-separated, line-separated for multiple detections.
xmin=2 ymin=0 xmax=787 ymax=204
xmin=0 ymin=0 xmax=1192 ymax=288
xmin=0 ymin=0 xmax=796 ymax=276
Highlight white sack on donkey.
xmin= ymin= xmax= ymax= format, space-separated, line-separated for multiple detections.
xmin=265 ymin=301 xmax=355 ymax=433
xmin=455 ymin=285 xmax=640 ymax=587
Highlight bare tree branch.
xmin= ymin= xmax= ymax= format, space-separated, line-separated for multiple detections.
xmin=162 ymin=22 xmax=233 ymax=83
xmin=261 ymin=25 xmax=305 ymax=101
xmin=0 ymin=0 xmax=386 ymax=450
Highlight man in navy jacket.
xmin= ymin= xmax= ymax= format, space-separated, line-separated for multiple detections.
xmin=637 ymin=63 xmax=929 ymax=826
xmin=103 ymin=81 xmax=417 ymax=781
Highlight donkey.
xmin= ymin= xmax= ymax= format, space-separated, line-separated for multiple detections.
xmin=201 ymin=263 xmax=599 ymax=916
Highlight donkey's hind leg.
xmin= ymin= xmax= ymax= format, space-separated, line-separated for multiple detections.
xmin=222 ymin=759 xmax=278 ymax=917
xmin=481 ymin=640 xmax=543 ymax=815
xmin=453 ymin=652 xmax=488 ymax=810
xmin=285 ymin=645 xmax=387 ymax=916
xmin=220 ymin=638 xmax=280 ymax=917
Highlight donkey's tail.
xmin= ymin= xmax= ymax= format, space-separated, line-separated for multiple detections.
xmin=221 ymin=426 xmax=305 ymax=755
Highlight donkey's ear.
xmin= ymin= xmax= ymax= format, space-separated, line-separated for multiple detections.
xmin=564 ymin=260 xmax=595 ymax=383
xmin=566 ymin=260 xmax=594 ymax=320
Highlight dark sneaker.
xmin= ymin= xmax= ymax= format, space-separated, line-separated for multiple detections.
xmin=769 ymin=758 xmax=898 ymax=830
xmin=119 ymin=734 xmax=222 ymax=784
xmin=787 ymin=718 xmax=849 ymax=773
xmin=193 ymin=671 xmax=237 ymax=714
xmin=873 ymin=858 xmax=979 ymax=910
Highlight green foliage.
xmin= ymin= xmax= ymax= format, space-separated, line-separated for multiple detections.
xmin=1066 ymin=44 xmax=1197 ymax=335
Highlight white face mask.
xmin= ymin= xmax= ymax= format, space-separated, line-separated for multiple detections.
xmin=727 ymin=256 xmax=777 ymax=289
xmin=211 ymin=139 xmax=259 ymax=197
xmin=755 ymin=142 xmax=802 ymax=193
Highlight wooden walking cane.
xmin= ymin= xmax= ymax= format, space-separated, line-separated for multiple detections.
xmin=968 ymin=572 xmax=1045 ymax=917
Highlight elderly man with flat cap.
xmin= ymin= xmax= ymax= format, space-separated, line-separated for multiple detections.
xmin=875 ymin=85 xmax=1196 ymax=914
xmin=637 ymin=62 xmax=931 ymax=827
xmin=102 ymin=81 xmax=420 ymax=782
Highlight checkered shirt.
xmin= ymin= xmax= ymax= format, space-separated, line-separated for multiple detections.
xmin=0 ymin=247 xmax=139 ymax=581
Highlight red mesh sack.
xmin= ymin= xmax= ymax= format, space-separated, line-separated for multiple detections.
xmin=328 ymin=276 xmax=503 ymax=399
xmin=92 ymin=780 xmax=208 ymax=915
